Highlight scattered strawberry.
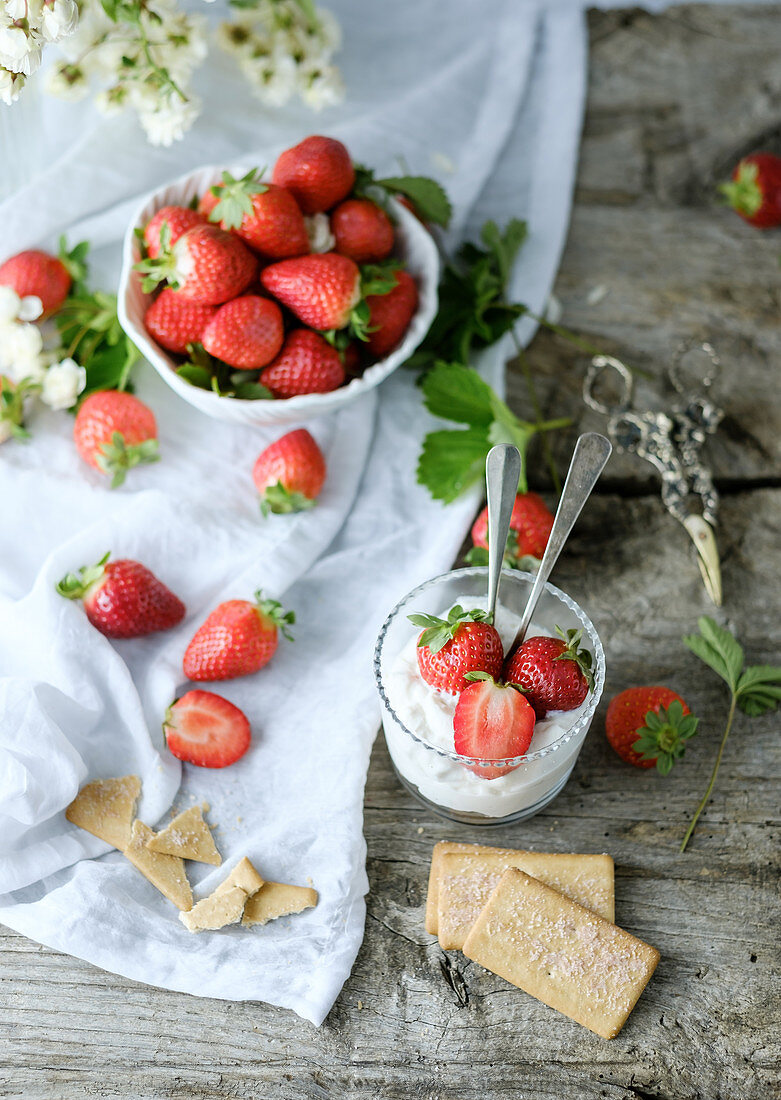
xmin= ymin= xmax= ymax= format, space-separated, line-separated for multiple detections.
xmin=73 ymin=390 xmax=159 ymax=488
xmin=470 ymin=492 xmax=554 ymax=566
xmin=260 ymin=252 xmax=361 ymax=331
xmin=408 ymin=604 xmax=504 ymax=695
xmin=720 ymin=153 xmax=781 ymax=228
xmin=252 ymin=428 xmax=326 ymax=515
xmin=143 ymin=205 xmax=206 ymax=259
xmin=199 ymin=169 xmax=309 ymax=258
xmin=0 ymin=247 xmax=72 ymax=316
xmin=56 ymin=552 xmax=185 ymax=638
xmin=201 ymin=294 xmax=284 ymax=370
xmin=365 ymin=268 xmax=418 ymax=357
xmin=504 ymin=627 xmax=594 ymax=718
xmin=135 ymin=224 xmax=257 ymax=305
xmin=605 ymin=686 xmax=698 ymax=773
xmin=259 ymin=329 xmax=345 ymax=397
xmin=144 ymin=288 xmax=216 ymax=354
xmin=331 ymin=198 xmax=394 ymax=263
xmin=164 ymin=690 xmax=251 ymax=768
xmin=453 ymin=672 xmax=536 ymax=779
xmin=183 ymin=590 xmax=294 ymax=682
xmin=272 ymin=135 xmax=355 ymax=214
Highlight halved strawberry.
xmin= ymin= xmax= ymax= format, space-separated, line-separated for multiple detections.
xmin=453 ymin=673 xmax=536 ymax=779
xmin=164 ymin=690 xmax=251 ymax=768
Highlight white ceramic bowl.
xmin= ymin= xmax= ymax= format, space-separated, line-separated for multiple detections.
xmin=117 ymin=162 xmax=440 ymax=427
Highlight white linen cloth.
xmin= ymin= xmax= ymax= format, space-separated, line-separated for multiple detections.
xmin=0 ymin=1 xmax=587 ymax=1024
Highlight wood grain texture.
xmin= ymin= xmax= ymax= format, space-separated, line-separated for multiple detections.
xmin=2 ymin=7 xmax=780 ymax=1099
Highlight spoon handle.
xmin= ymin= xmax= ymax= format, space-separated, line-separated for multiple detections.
xmin=485 ymin=444 xmax=522 ymax=623
xmin=510 ymin=432 xmax=612 ymax=649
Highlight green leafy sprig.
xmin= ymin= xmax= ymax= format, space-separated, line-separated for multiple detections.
xmin=353 ymin=165 xmax=452 ymax=228
xmin=177 ymin=344 xmax=273 ymax=401
xmin=680 ymin=616 xmax=781 ymax=852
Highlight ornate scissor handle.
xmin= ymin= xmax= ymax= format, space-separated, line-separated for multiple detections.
xmin=583 ymin=355 xmax=634 ymax=416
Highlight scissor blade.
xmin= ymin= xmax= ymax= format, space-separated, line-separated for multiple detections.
xmin=682 ymin=514 xmax=722 ymax=607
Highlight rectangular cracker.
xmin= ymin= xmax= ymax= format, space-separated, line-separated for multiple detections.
xmin=437 ymin=847 xmax=615 ymax=950
xmin=123 ymin=820 xmax=193 ymax=912
xmin=214 ymin=856 xmax=264 ymax=898
xmin=242 ymin=882 xmax=318 ymax=926
xmin=462 ymin=868 xmax=660 ymax=1039
xmin=180 ymin=886 xmax=248 ymax=933
xmin=65 ymin=775 xmax=141 ymax=851
xmin=146 ymin=806 xmax=222 ymax=865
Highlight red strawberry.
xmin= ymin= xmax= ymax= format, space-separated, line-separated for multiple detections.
xmin=252 ymin=428 xmax=326 ymax=514
xmin=183 ymin=590 xmax=294 ymax=682
xmin=341 ymin=342 xmax=361 ymax=375
xmin=143 ymin=205 xmax=206 ymax=259
xmin=272 ymin=135 xmax=355 ymax=215
xmin=453 ymin=673 xmax=536 ymax=779
xmin=720 ymin=153 xmax=781 ymax=228
xmin=0 ymin=249 xmax=71 ymax=316
xmin=73 ymin=391 xmax=159 ymax=488
xmin=504 ymin=628 xmax=594 ymax=719
xmin=135 ymin=224 xmax=257 ymax=305
xmin=260 ymin=253 xmax=360 ymax=331
xmin=199 ymin=169 xmax=309 ymax=259
xmin=201 ymin=294 xmax=284 ymax=370
xmin=164 ymin=690 xmax=251 ymax=768
xmin=365 ymin=269 xmax=418 ymax=357
xmin=56 ymin=552 xmax=185 ymax=638
xmin=408 ymin=604 xmax=504 ymax=695
xmin=605 ymin=687 xmax=698 ymax=773
xmin=331 ymin=198 xmax=394 ymax=263
xmin=260 ymin=329 xmax=345 ymax=397
xmin=144 ymin=288 xmax=216 ymax=354
xmin=470 ymin=492 xmax=554 ymax=566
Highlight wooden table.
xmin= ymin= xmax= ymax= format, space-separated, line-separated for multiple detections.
xmin=3 ymin=7 xmax=780 ymax=1098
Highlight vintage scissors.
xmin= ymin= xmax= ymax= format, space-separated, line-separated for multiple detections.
xmin=583 ymin=344 xmax=724 ymax=605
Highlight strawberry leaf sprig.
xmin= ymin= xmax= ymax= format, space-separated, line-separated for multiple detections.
xmin=353 ymin=165 xmax=452 ymax=228
xmin=417 ymin=362 xmax=570 ymax=503
xmin=177 ymin=344 xmax=273 ymax=401
xmin=680 ymin=616 xmax=781 ymax=852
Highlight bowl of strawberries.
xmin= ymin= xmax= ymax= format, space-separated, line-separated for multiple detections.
xmin=118 ymin=135 xmax=440 ymax=426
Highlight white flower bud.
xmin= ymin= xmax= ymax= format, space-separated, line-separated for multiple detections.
xmin=0 ymin=286 xmax=22 ymax=325
xmin=0 ymin=66 xmax=25 ymax=105
xmin=17 ymin=295 xmax=43 ymax=321
xmin=40 ymin=0 xmax=80 ymax=43
xmin=40 ymin=357 xmax=86 ymax=410
xmin=304 ymin=213 xmax=335 ymax=254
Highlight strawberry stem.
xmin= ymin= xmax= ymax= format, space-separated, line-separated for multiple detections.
xmin=56 ymin=552 xmax=111 ymax=600
xmin=679 ymin=693 xmax=737 ymax=853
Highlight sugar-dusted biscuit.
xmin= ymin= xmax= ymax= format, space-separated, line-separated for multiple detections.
xmin=242 ymin=882 xmax=318 ymax=926
xmin=65 ymin=775 xmax=141 ymax=851
xmin=180 ymin=886 xmax=248 ymax=933
xmin=123 ymin=820 xmax=193 ymax=911
xmin=437 ymin=846 xmax=615 ymax=950
xmin=463 ymin=868 xmax=660 ymax=1039
xmin=214 ymin=856 xmax=264 ymax=898
xmin=146 ymin=806 xmax=222 ymax=865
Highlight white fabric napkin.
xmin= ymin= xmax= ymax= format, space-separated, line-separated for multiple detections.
xmin=0 ymin=1 xmax=587 ymax=1024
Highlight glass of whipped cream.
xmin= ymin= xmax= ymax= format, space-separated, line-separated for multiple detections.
xmin=373 ymin=566 xmax=606 ymax=826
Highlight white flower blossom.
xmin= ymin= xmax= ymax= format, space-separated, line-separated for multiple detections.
xmin=0 ymin=322 xmax=46 ymax=384
xmin=40 ymin=0 xmax=79 ymax=44
xmin=0 ymin=24 xmax=42 ymax=75
xmin=0 ymin=286 xmax=22 ymax=325
xmin=243 ymin=50 xmax=297 ymax=107
xmin=138 ymin=90 xmax=200 ymax=146
xmin=44 ymin=60 xmax=88 ymax=100
xmin=40 ymin=357 xmax=86 ymax=409
xmin=297 ymin=58 xmax=343 ymax=110
xmin=304 ymin=213 xmax=335 ymax=254
xmin=17 ymin=295 xmax=43 ymax=321
xmin=0 ymin=65 xmax=24 ymax=103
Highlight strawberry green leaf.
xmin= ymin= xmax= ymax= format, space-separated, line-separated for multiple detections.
xmin=421 ymin=362 xmax=495 ymax=427
xmin=408 ymin=605 xmax=492 ymax=653
xmin=208 ymin=168 xmax=268 ymax=230
xmin=416 ymin=426 xmax=491 ymax=504
xmin=373 ymin=175 xmax=452 ymax=227
xmin=177 ymin=364 xmax=213 ymax=390
xmin=683 ymin=616 xmax=743 ymax=694
xmin=260 ymin=481 xmax=314 ymax=516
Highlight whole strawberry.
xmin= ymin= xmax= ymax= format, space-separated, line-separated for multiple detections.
xmin=253 ymin=428 xmax=326 ymax=515
xmin=272 ymin=135 xmax=355 ymax=214
xmin=164 ymin=690 xmax=251 ymax=769
xmin=74 ymin=390 xmax=159 ymax=488
xmin=260 ymin=252 xmax=360 ymax=331
xmin=0 ymin=248 xmax=72 ymax=316
xmin=260 ymin=329 xmax=345 ymax=397
xmin=201 ymin=294 xmax=284 ymax=370
xmin=720 ymin=153 xmax=781 ymax=228
xmin=365 ymin=268 xmax=418 ymax=357
xmin=504 ymin=627 xmax=594 ymax=718
xmin=183 ymin=590 xmax=294 ymax=682
xmin=331 ymin=198 xmax=394 ymax=263
xmin=408 ymin=604 xmax=504 ymax=695
xmin=56 ymin=552 xmax=185 ymax=638
xmin=199 ymin=169 xmax=309 ymax=259
xmin=606 ymin=686 xmax=698 ymax=773
xmin=470 ymin=492 xmax=554 ymax=566
xmin=135 ymin=224 xmax=257 ymax=305
xmin=144 ymin=288 xmax=216 ymax=354
xmin=453 ymin=672 xmax=536 ymax=779
xmin=143 ymin=205 xmax=206 ymax=259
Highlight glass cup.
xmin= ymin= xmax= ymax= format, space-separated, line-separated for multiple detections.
xmin=373 ymin=567 xmax=606 ymax=826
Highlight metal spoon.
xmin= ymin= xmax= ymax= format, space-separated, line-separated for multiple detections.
xmin=484 ymin=444 xmax=522 ymax=623
xmin=509 ymin=432 xmax=612 ymax=649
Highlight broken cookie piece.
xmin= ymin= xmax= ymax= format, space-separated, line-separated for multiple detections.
xmin=180 ymin=886 xmax=248 ymax=933
xmin=214 ymin=856 xmax=265 ymax=897
xmin=123 ymin=820 xmax=193 ymax=912
xmin=65 ymin=775 xmax=141 ymax=850
xmin=242 ymin=882 xmax=318 ymax=926
xmin=146 ymin=806 xmax=222 ymax=866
